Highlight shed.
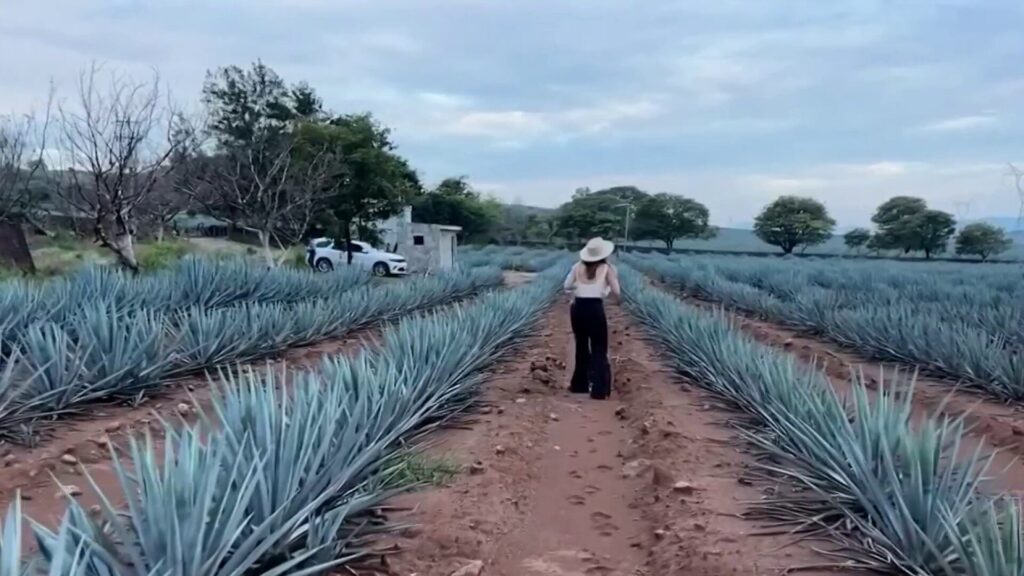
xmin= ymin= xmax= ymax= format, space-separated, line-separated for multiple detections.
xmin=378 ymin=207 xmax=462 ymax=273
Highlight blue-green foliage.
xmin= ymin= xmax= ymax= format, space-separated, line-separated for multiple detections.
xmin=0 ymin=257 xmax=369 ymax=342
xmin=11 ymin=265 xmax=562 ymax=575
xmin=0 ymin=263 xmax=503 ymax=437
xmin=627 ymin=252 xmax=1024 ymax=399
xmin=618 ymin=264 xmax=1020 ymax=575
xmin=461 ymin=245 xmax=571 ymax=272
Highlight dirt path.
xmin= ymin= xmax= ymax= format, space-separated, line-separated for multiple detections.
xmin=685 ymin=296 xmax=1024 ymax=496
xmin=381 ymin=303 xmax=849 ymax=576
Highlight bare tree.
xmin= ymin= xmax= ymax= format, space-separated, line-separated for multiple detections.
xmin=0 ymin=94 xmax=55 ymax=271
xmin=138 ymin=175 xmax=190 ymax=242
xmin=53 ymin=64 xmax=188 ymax=272
xmin=138 ymin=121 xmax=205 ymax=242
xmin=179 ymin=134 xmax=332 ymax=266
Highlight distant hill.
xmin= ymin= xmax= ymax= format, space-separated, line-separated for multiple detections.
xmin=505 ymin=204 xmax=556 ymax=217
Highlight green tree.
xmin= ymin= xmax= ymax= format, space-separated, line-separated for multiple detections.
xmin=843 ymin=227 xmax=871 ymax=253
xmin=955 ymin=222 xmax=1012 ymax=261
xmin=906 ymin=209 xmax=956 ymax=259
xmin=555 ymin=194 xmax=625 ymax=242
xmin=297 ymin=114 xmax=421 ymax=263
xmin=290 ymin=82 xmax=324 ymax=120
xmin=202 ymin=61 xmax=316 ymax=147
xmin=870 ymin=196 xmax=928 ymax=253
xmin=497 ymin=202 xmax=532 ymax=245
xmin=411 ymin=177 xmax=500 ymax=242
xmin=555 ymin=186 xmax=648 ymax=243
xmin=631 ymin=193 xmax=712 ymax=250
xmin=525 ymin=214 xmax=560 ymax=244
xmin=193 ymin=61 xmax=336 ymax=265
xmin=753 ymin=196 xmax=835 ymax=254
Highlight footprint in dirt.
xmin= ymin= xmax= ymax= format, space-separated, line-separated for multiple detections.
xmin=590 ymin=512 xmax=619 ymax=537
xmin=583 ymin=484 xmax=601 ymax=494
xmin=570 ymin=470 xmax=584 ymax=479
xmin=596 ymin=464 xmax=614 ymax=472
xmin=568 ymin=494 xmax=587 ymax=506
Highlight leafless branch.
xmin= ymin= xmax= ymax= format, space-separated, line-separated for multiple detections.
xmin=0 ymin=88 xmax=55 ymax=225
xmin=176 ymin=129 xmax=333 ymax=266
xmin=52 ymin=63 xmax=188 ymax=271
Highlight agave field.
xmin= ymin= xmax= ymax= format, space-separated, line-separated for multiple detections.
xmin=460 ymin=245 xmax=570 ymax=272
xmin=0 ymin=249 xmax=566 ymax=574
xmin=627 ymin=252 xmax=1024 ymax=400
xmin=0 ymin=245 xmax=1021 ymax=574
xmin=618 ymin=263 xmax=1024 ymax=574
xmin=0 ymin=257 xmax=506 ymax=442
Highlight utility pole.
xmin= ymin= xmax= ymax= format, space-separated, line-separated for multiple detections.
xmin=614 ymin=202 xmax=634 ymax=250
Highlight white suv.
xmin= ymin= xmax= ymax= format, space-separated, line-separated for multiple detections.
xmin=306 ymin=238 xmax=408 ymax=276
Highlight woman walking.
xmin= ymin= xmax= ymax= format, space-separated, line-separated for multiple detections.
xmin=563 ymin=237 xmax=621 ymax=400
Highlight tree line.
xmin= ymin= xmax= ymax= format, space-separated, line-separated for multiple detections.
xmin=753 ymin=195 xmax=1014 ymax=261
xmin=0 ymin=62 xmax=519 ymax=272
xmin=0 ymin=61 xmax=1015 ymax=272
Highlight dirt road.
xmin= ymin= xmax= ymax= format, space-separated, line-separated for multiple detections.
xmin=382 ymin=302 xmax=847 ymax=575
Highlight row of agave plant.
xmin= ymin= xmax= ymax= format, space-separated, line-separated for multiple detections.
xmin=705 ymin=255 xmax=1024 ymax=348
xmin=0 ymin=258 xmax=369 ymax=343
xmin=630 ymin=252 xmax=1024 ymax=344
xmin=627 ymin=253 xmax=1024 ymax=401
xmin=618 ymin=265 xmax=1021 ymax=575
xmin=0 ymin=266 xmax=504 ymax=440
xmin=460 ymin=245 xmax=570 ymax=272
xmin=0 ymin=263 xmax=564 ymax=574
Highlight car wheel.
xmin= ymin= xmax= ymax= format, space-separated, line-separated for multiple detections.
xmin=315 ymin=258 xmax=334 ymax=273
xmin=372 ymin=262 xmax=389 ymax=277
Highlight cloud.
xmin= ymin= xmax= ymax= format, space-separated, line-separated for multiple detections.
xmin=919 ymin=115 xmax=999 ymax=132
xmin=440 ymin=99 xmax=662 ymax=142
xmin=3 ymin=0 xmax=1023 ymax=223
xmin=445 ymin=111 xmax=549 ymax=139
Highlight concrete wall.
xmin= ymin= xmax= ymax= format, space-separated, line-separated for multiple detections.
xmin=377 ymin=207 xmax=461 ymax=273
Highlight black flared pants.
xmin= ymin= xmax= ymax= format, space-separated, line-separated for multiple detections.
xmin=569 ymin=297 xmax=611 ymax=399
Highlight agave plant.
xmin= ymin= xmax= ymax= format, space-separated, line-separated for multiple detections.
xmin=0 ymin=261 xmax=564 ymax=574
xmin=625 ymin=252 xmax=1024 ymax=402
xmin=618 ymin=264 xmax=1014 ymax=575
xmin=0 ymin=266 xmax=505 ymax=439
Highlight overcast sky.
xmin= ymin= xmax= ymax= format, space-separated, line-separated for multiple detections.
xmin=3 ymin=0 xmax=1023 ymax=226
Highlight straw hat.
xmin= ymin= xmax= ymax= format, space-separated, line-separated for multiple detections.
xmin=580 ymin=237 xmax=615 ymax=262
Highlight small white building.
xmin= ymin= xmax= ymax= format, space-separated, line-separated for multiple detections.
xmin=377 ymin=207 xmax=461 ymax=273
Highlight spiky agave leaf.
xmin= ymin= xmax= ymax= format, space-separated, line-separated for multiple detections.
xmin=179 ymin=265 xmax=563 ymax=571
xmin=68 ymin=306 xmax=172 ymax=398
xmin=0 ymin=497 xmax=27 ymax=576
xmin=17 ymin=323 xmax=93 ymax=412
xmin=949 ymin=497 xmax=1024 ymax=576
xmin=617 ymin=264 xmax=1007 ymax=575
xmin=625 ymin=252 xmax=1024 ymax=401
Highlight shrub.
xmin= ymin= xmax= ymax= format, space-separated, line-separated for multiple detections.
xmin=136 ymin=241 xmax=190 ymax=271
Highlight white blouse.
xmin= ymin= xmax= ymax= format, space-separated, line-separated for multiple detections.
xmin=563 ymin=262 xmax=621 ymax=299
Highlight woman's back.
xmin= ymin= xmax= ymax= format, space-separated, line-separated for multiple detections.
xmin=564 ymin=262 xmax=619 ymax=299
